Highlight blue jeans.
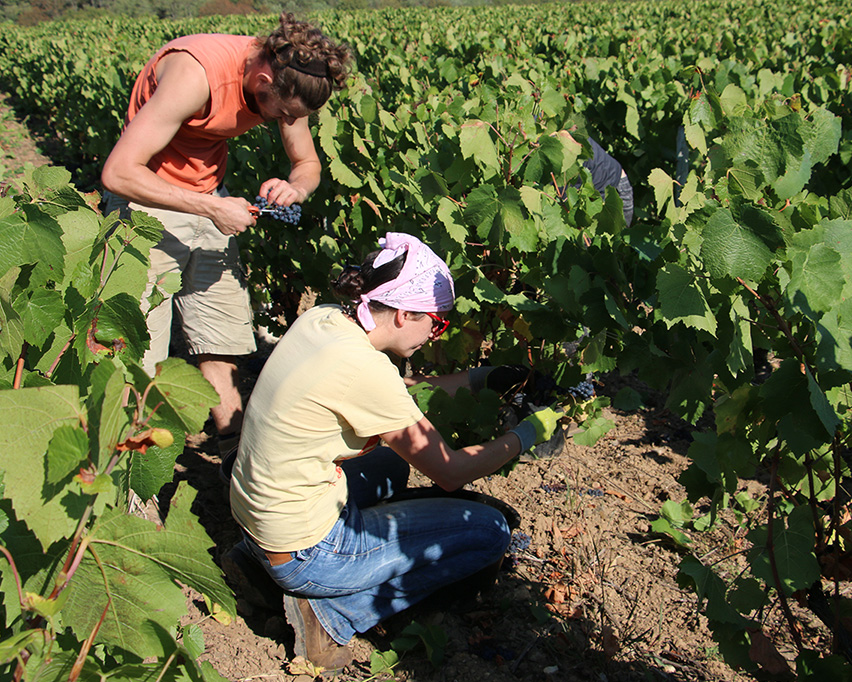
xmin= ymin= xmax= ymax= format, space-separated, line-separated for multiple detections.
xmin=241 ymin=447 xmax=511 ymax=644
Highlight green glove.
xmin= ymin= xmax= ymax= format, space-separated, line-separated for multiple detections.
xmin=510 ymin=406 xmax=562 ymax=451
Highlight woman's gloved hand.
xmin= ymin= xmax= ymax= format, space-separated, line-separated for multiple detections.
xmin=509 ymin=406 xmax=563 ymax=452
xmin=469 ymin=365 xmax=545 ymax=395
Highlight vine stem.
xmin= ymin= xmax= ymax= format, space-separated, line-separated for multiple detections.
xmin=736 ymin=278 xmax=806 ymax=362
xmin=0 ymin=544 xmax=25 ymax=608
xmin=831 ymin=435 xmax=844 ymax=654
xmin=766 ymin=451 xmax=804 ymax=653
xmin=13 ymin=342 xmax=28 ymax=389
xmin=66 ymin=543 xmax=115 ymax=681
xmin=68 ymin=596 xmax=110 ymax=682
xmin=154 ymin=652 xmax=177 ymax=682
xmin=803 ymin=448 xmax=825 ymax=550
xmin=45 ymin=337 xmax=74 ymax=379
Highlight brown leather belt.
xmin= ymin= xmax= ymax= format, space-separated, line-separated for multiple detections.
xmin=264 ymin=549 xmax=293 ymax=566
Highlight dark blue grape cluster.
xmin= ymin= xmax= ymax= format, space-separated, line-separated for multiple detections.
xmin=568 ymin=380 xmax=595 ymax=400
xmin=254 ymin=196 xmax=302 ymax=225
xmin=506 ymin=531 xmax=531 ymax=567
xmin=508 ymin=531 xmax=531 ymax=554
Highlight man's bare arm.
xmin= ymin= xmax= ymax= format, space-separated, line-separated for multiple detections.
xmin=101 ymin=52 xmax=256 ymax=236
xmin=258 ymin=116 xmax=322 ymax=207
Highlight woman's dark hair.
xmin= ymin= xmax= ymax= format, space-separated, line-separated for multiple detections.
xmin=332 ymin=249 xmax=407 ymax=315
xmin=257 ymin=12 xmax=352 ymax=111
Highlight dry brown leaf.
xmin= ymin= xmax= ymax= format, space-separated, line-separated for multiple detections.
xmin=288 ymin=655 xmax=324 ymax=678
xmin=551 ymin=519 xmax=565 ymax=550
xmin=544 ymin=583 xmax=569 ymax=604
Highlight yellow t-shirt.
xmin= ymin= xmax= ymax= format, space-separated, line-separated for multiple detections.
xmin=230 ymin=305 xmax=424 ymax=552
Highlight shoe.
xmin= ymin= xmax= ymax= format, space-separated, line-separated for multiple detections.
xmin=283 ymin=593 xmax=353 ymax=672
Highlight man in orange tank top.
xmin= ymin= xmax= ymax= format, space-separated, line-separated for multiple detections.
xmin=101 ymin=13 xmax=351 ymax=459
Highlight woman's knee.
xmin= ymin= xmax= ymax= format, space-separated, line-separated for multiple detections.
xmin=466 ymin=502 xmax=512 ymax=557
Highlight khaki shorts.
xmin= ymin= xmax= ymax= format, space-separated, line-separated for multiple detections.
xmin=104 ymin=189 xmax=256 ymax=375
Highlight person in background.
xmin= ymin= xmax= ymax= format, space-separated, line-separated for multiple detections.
xmin=101 ymin=13 xmax=351 ymax=457
xmin=558 ymin=133 xmax=634 ymax=226
xmin=580 ymin=136 xmax=633 ymax=226
xmin=228 ymin=232 xmax=560 ymax=671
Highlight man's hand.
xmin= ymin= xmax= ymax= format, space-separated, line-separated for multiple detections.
xmin=259 ymin=178 xmax=309 ymax=207
xmin=210 ymin=196 xmax=257 ymax=236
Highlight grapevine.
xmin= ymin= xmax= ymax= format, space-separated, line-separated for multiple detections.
xmin=1 ymin=2 xmax=851 ymax=679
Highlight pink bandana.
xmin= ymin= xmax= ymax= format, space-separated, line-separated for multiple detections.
xmin=356 ymin=232 xmax=455 ymax=331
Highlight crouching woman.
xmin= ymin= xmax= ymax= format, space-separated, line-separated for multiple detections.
xmin=229 ymin=232 xmax=557 ymax=670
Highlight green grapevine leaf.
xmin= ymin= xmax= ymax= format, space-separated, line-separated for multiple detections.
xmin=727 ymin=297 xmax=753 ymax=377
xmin=728 ymin=577 xmax=767 ymax=614
xmin=58 ymin=208 xmax=100 ymax=294
xmin=719 ymin=84 xmax=748 ymax=116
xmin=760 ymin=360 xmax=828 ymax=455
xmin=747 ymin=505 xmax=820 ymax=596
xmin=370 ymin=649 xmax=400 ymax=675
xmin=330 ymin=157 xmax=363 ymax=188
xmin=816 ymin=297 xmax=852 ymax=374
xmin=64 ymin=483 xmax=234 ymax=657
xmin=87 ymin=358 xmax=133 ymax=471
xmin=129 ymin=422 xmax=186 ymax=500
xmin=0 ymin=630 xmax=44 ymax=667
xmin=0 ymin=210 xmax=66 ymax=290
xmin=0 ymin=269 xmax=26 ymax=363
xmin=660 ymin=499 xmax=694 ymax=527
xmin=822 ymin=219 xmax=852 ymax=295
xmin=721 ymin=117 xmax=784 ymax=190
xmin=774 ymin=109 xmax=841 ymax=198
xmin=650 ymin=517 xmax=691 ymax=547
xmin=129 ymin=358 xmax=219 ymax=435
xmin=699 ymin=207 xmax=776 ymax=281
xmin=46 ymin=424 xmax=89 ymax=484
xmin=786 ymin=239 xmax=844 ymax=317
xmin=436 ymin=197 xmax=468 ymax=245
xmin=656 ymin=264 xmax=717 ymax=336
xmin=805 ymin=366 xmax=839 ymax=437
xmin=464 ymin=184 xmax=499 ymax=239
xmin=678 ymin=555 xmax=747 ymax=625
xmin=0 ymin=385 xmax=85 ymax=549
xmin=796 ymin=650 xmax=852 ymax=681
xmin=19 ymin=288 xmax=65 ymax=349
xmin=572 ymin=415 xmax=615 ymax=446
xmin=92 ymin=292 xmax=149 ymax=362
xmin=648 ymin=168 xmax=674 ymax=215
xmin=459 ymin=120 xmax=500 ymax=178
xmin=181 ymin=623 xmax=205 ymax=660
xmin=612 ymin=387 xmax=643 ymax=411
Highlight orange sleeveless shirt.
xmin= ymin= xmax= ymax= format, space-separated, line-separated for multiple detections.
xmin=127 ymin=34 xmax=264 ymax=194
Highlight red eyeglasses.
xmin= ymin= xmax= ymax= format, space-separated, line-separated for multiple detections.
xmin=423 ymin=311 xmax=450 ymax=339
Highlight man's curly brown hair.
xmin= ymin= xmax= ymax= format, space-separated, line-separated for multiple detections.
xmin=257 ymin=12 xmax=353 ymax=111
